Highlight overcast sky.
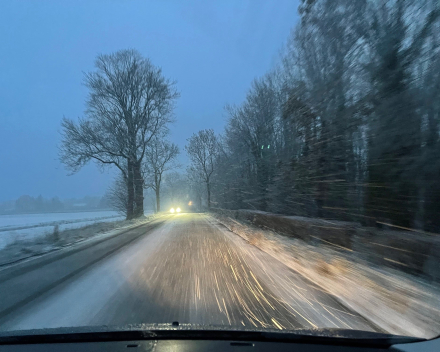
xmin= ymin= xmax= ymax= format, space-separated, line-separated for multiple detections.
xmin=0 ymin=0 xmax=299 ymax=201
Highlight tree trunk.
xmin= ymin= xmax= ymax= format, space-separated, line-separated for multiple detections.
xmin=155 ymin=187 xmax=161 ymax=213
xmin=126 ymin=159 xmax=134 ymax=220
xmin=206 ymin=179 xmax=211 ymax=209
xmin=133 ymin=160 xmax=144 ymax=218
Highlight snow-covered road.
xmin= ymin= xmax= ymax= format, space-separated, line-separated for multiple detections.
xmin=0 ymin=213 xmax=378 ymax=333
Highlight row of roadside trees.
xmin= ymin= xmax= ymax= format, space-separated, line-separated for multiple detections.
xmin=186 ymin=0 xmax=440 ymax=233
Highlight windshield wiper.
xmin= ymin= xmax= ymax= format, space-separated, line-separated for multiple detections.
xmin=0 ymin=324 xmax=426 ymax=347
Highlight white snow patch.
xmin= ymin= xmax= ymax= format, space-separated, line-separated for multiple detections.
xmin=0 ymin=212 xmax=157 ymax=267
xmin=0 ymin=211 xmax=132 ymax=250
xmin=0 ymin=211 xmax=121 ymax=228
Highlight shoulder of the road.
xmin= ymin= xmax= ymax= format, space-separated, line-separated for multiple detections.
xmin=0 ymin=215 xmax=171 ymax=325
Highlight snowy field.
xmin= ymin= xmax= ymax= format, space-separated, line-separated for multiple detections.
xmin=0 ymin=211 xmax=125 ymax=250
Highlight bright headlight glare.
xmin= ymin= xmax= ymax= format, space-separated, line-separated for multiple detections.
xmin=170 ymin=208 xmax=175 ymax=213
xmin=176 ymin=207 xmax=181 ymax=213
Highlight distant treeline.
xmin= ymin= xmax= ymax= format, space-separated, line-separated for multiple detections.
xmin=0 ymin=195 xmax=110 ymax=214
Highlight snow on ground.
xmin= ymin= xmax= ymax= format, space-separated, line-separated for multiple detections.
xmin=0 ymin=212 xmax=157 ymax=267
xmin=0 ymin=211 xmax=125 ymax=250
xmin=210 ymin=213 xmax=440 ymax=339
xmin=0 ymin=210 xmax=122 ymax=229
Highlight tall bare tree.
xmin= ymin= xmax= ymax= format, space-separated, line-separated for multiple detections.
xmin=224 ymin=75 xmax=279 ymax=211
xmin=60 ymin=49 xmax=179 ymax=219
xmin=143 ymin=137 xmax=179 ymax=212
xmin=364 ymin=1 xmax=439 ymax=227
xmin=185 ymin=129 xmax=219 ymax=209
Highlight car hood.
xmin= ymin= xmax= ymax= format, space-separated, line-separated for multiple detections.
xmin=0 ymin=323 xmax=426 ymax=347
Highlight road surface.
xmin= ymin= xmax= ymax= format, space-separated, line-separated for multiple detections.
xmin=0 ymin=213 xmax=378 ymax=332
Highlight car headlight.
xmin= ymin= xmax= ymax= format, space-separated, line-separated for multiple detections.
xmin=176 ymin=207 xmax=181 ymax=213
xmin=170 ymin=208 xmax=175 ymax=213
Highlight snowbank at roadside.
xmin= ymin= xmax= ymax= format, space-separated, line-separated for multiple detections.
xmin=210 ymin=211 xmax=440 ymax=339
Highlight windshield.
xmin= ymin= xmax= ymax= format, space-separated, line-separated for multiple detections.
xmin=1 ymin=0 xmax=439 ymax=342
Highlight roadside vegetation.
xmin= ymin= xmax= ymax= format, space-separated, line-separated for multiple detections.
xmin=189 ymin=0 xmax=440 ymax=234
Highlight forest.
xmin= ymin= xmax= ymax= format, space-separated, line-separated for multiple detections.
xmin=203 ymin=0 xmax=440 ymax=232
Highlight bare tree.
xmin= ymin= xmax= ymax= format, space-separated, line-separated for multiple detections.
xmin=185 ymin=129 xmax=219 ymax=209
xmin=364 ymin=1 xmax=439 ymax=227
xmin=224 ymin=75 xmax=279 ymax=211
xmin=143 ymin=137 xmax=179 ymax=212
xmin=60 ymin=49 xmax=179 ymax=219
xmin=106 ymin=174 xmax=129 ymax=217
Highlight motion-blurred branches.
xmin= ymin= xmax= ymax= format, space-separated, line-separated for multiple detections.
xmin=210 ymin=0 xmax=440 ymax=232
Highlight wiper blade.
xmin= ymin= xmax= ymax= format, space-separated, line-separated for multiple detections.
xmin=0 ymin=324 xmax=426 ymax=347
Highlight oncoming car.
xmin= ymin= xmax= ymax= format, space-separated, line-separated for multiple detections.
xmin=169 ymin=206 xmax=182 ymax=213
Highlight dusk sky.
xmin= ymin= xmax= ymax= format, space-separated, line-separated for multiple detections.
xmin=0 ymin=0 xmax=299 ymax=201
